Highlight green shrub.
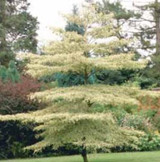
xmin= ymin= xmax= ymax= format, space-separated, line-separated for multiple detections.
xmin=138 ymin=134 xmax=160 ymax=151
xmin=0 ymin=121 xmax=36 ymax=159
xmin=96 ymin=69 xmax=136 ymax=85
xmin=111 ymin=133 xmax=160 ymax=152
xmin=39 ymin=69 xmax=137 ymax=87
xmin=0 ymin=60 xmax=20 ymax=83
xmin=39 ymin=74 xmax=56 ymax=83
xmin=131 ymin=76 xmax=157 ymax=89
xmin=0 ymin=122 xmax=82 ymax=159
xmin=54 ymin=72 xmax=96 ymax=87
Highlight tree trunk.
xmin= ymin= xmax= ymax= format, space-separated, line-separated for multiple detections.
xmin=155 ymin=0 xmax=160 ymax=55
xmin=0 ymin=0 xmax=7 ymax=51
xmin=84 ymin=68 xmax=88 ymax=85
xmin=81 ymin=147 xmax=89 ymax=162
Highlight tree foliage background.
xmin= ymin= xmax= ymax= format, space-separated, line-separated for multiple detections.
xmin=0 ymin=0 xmax=38 ymax=66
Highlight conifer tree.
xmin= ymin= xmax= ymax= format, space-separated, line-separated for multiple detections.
xmin=97 ymin=0 xmax=160 ymax=87
xmin=65 ymin=5 xmax=85 ymax=35
xmin=96 ymin=0 xmax=141 ymax=52
xmin=0 ymin=60 xmax=20 ymax=82
xmin=132 ymin=0 xmax=159 ymax=55
xmin=6 ymin=60 xmax=20 ymax=83
xmin=130 ymin=0 xmax=160 ymax=85
xmin=0 ymin=0 xmax=38 ymax=66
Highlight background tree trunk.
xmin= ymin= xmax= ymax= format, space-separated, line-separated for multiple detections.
xmin=155 ymin=0 xmax=160 ymax=54
xmin=0 ymin=0 xmax=7 ymax=51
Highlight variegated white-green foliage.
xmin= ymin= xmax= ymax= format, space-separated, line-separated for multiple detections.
xmin=22 ymin=53 xmax=147 ymax=78
xmin=28 ymin=113 xmax=144 ymax=152
xmin=31 ymin=84 xmax=160 ymax=111
xmin=0 ymin=111 xmax=144 ymax=152
xmin=0 ymin=83 xmax=156 ymax=152
xmin=0 ymin=83 xmax=157 ymax=152
xmin=20 ymin=4 xmax=147 ymax=79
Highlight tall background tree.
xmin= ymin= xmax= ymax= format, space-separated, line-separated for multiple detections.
xmin=96 ymin=0 xmax=141 ymax=53
xmin=0 ymin=0 xmax=38 ymax=66
xmin=131 ymin=0 xmax=159 ymax=55
xmin=128 ymin=0 xmax=160 ymax=87
xmin=96 ymin=0 xmax=160 ymax=88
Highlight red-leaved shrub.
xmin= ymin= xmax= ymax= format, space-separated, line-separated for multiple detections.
xmin=0 ymin=75 xmax=42 ymax=115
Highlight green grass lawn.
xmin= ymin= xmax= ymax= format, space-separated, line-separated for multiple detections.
xmin=1 ymin=151 xmax=160 ymax=162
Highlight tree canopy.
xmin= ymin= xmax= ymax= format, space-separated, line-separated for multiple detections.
xmin=22 ymin=4 xmax=147 ymax=81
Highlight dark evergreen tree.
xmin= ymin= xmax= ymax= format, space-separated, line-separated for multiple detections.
xmin=0 ymin=0 xmax=39 ymax=66
xmin=130 ymin=0 xmax=160 ymax=87
xmin=96 ymin=0 xmax=160 ymax=88
xmin=65 ymin=5 xmax=85 ymax=35
xmin=128 ymin=0 xmax=160 ymax=56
